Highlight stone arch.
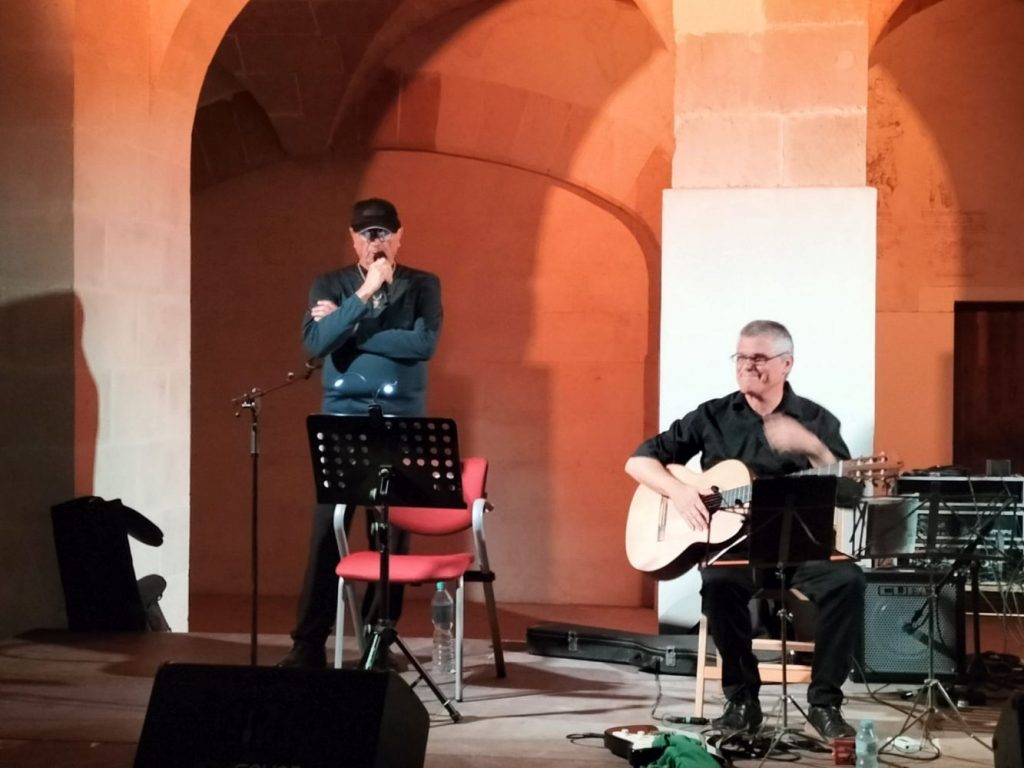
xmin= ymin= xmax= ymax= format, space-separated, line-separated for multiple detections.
xmin=871 ymin=0 xmax=951 ymax=52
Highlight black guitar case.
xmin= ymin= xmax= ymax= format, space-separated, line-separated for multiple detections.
xmin=526 ymin=622 xmax=704 ymax=676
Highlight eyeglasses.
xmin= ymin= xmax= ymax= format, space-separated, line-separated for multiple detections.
xmin=358 ymin=227 xmax=393 ymax=243
xmin=731 ymin=352 xmax=788 ymax=367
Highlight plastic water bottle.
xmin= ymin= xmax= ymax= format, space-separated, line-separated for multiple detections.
xmin=431 ymin=581 xmax=455 ymax=678
xmin=855 ymin=720 xmax=879 ymax=768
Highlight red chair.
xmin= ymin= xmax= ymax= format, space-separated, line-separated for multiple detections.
xmin=332 ymin=456 xmax=506 ymax=700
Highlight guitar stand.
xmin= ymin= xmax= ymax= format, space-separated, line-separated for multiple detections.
xmin=307 ymin=410 xmax=466 ymax=723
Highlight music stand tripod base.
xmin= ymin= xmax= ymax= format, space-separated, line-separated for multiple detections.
xmin=308 ymin=412 xmax=464 ymax=722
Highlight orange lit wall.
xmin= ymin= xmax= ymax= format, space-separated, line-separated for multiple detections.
xmin=869 ymin=0 xmax=1024 ymax=470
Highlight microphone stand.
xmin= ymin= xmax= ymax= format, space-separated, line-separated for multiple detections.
xmin=231 ymin=359 xmax=321 ymax=665
xmin=881 ymin=510 xmax=1002 ymax=753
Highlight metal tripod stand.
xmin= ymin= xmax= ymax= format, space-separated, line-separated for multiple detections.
xmin=752 ymin=563 xmax=826 ymax=766
xmin=880 ymin=565 xmax=991 ymax=752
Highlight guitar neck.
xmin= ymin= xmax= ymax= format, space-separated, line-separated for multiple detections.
xmin=715 ymin=460 xmax=847 ymax=508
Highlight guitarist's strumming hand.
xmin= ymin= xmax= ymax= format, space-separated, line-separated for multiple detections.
xmin=624 ymin=455 xmax=712 ymax=532
xmin=668 ymin=483 xmax=711 ymax=532
xmin=763 ymin=413 xmax=836 ymax=467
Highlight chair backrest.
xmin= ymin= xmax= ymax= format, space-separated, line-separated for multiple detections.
xmin=388 ymin=457 xmax=487 ymax=535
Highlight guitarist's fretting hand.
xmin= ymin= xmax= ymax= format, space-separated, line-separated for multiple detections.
xmin=669 ymin=483 xmax=711 ymax=532
xmin=763 ymin=413 xmax=837 ymax=467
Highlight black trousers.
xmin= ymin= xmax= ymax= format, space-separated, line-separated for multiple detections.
xmin=292 ymin=502 xmax=410 ymax=648
xmin=701 ymin=560 xmax=865 ymax=708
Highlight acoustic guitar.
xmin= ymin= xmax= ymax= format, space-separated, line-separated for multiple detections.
xmin=624 ymin=456 xmax=900 ymax=580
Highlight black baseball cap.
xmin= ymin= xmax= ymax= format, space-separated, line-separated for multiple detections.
xmin=351 ymin=198 xmax=401 ymax=234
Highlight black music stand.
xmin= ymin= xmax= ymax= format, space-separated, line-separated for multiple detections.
xmin=307 ymin=409 xmax=465 ymax=722
xmin=746 ymin=475 xmax=838 ymax=760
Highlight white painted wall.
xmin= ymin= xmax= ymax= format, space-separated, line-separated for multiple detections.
xmin=656 ymin=187 xmax=877 ymax=630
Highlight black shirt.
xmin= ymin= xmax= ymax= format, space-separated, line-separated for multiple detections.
xmin=632 ymin=382 xmax=850 ymax=478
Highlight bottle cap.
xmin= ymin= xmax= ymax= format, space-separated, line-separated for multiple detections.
xmin=436 ymin=581 xmax=445 ymax=590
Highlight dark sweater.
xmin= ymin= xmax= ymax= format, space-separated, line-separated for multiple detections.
xmin=302 ymin=263 xmax=442 ymax=416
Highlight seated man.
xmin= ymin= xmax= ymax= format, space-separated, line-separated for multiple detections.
xmin=625 ymin=320 xmax=864 ymax=739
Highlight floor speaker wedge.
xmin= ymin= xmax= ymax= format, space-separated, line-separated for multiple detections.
xmin=851 ymin=568 xmax=965 ymax=684
xmin=134 ymin=663 xmax=429 ymax=768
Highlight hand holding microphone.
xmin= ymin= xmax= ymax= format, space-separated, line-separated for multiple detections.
xmin=357 ymin=256 xmax=393 ymax=306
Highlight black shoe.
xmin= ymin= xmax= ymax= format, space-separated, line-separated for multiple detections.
xmin=277 ymin=642 xmax=327 ymax=669
xmin=807 ymin=705 xmax=856 ymax=739
xmin=712 ymin=696 xmax=763 ymax=732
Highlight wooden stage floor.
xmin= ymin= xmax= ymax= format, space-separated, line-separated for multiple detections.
xmin=0 ymin=598 xmax=1016 ymax=767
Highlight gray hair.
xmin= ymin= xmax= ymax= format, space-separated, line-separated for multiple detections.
xmin=739 ymin=320 xmax=794 ymax=355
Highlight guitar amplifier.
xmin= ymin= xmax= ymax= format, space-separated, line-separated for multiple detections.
xmin=851 ymin=568 xmax=964 ymax=683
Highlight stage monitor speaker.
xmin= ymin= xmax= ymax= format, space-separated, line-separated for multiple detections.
xmin=996 ymin=693 xmax=1024 ymax=768
xmin=134 ymin=663 xmax=429 ymax=768
xmin=851 ymin=568 xmax=964 ymax=684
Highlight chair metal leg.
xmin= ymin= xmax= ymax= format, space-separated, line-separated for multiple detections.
xmin=455 ymin=575 xmax=465 ymax=702
xmin=472 ymin=501 xmax=506 ymax=679
xmin=481 ymin=579 xmax=506 ymax=677
xmin=334 ymin=576 xmax=346 ymax=669
xmin=346 ymin=584 xmax=363 ymax=654
xmin=333 ymin=504 xmax=366 ymax=656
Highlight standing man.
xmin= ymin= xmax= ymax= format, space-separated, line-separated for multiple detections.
xmin=625 ymin=320 xmax=864 ymax=739
xmin=279 ymin=198 xmax=443 ymax=669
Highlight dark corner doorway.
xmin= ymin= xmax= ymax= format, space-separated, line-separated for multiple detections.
xmin=953 ymin=301 xmax=1024 ymax=474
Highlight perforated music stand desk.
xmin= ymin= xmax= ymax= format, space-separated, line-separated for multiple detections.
xmin=307 ymin=411 xmax=464 ymax=721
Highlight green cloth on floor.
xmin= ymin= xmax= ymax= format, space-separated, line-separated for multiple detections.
xmin=649 ymin=733 xmax=720 ymax=767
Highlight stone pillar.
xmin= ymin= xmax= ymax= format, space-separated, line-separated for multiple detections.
xmin=66 ymin=0 xmax=246 ymax=631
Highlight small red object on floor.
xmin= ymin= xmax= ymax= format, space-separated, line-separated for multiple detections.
xmin=832 ymin=737 xmax=855 ymax=765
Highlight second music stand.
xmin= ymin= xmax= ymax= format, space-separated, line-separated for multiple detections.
xmin=307 ymin=409 xmax=465 ymax=721
xmin=747 ymin=475 xmax=838 ymax=761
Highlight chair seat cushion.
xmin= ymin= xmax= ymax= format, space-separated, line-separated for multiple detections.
xmin=337 ymin=551 xmax=474 ymax=583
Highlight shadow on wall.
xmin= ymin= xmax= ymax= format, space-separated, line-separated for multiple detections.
xmin=0 ymin=292 xmax=98 ymax=636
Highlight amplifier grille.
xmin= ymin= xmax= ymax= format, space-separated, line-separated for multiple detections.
xmin=853 ymin=569 xmax=964 ymax=683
